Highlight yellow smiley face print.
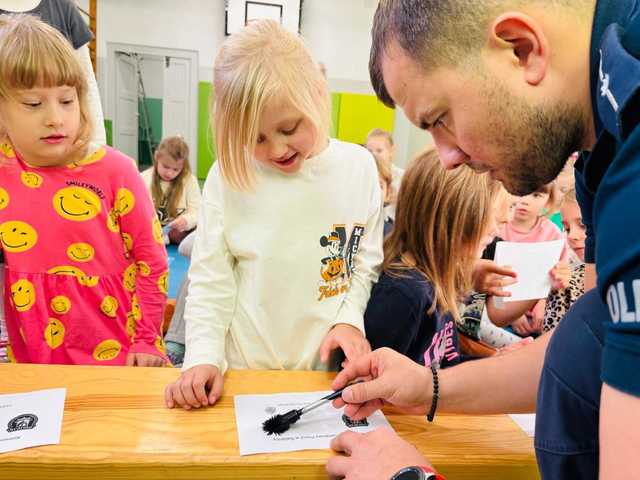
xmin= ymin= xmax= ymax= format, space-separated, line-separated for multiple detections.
xmin=121 ymin=232 xmax=133 ymax=257
xmin=115 ymin=188 xmax=135 ymax=216
xmin=136 ymin=261 xmax=150 ymax=277
xmin=107 ymin=209 xmax=120 ymax=233
xmin=92 ymin=339 xmax=122 ymax=361
xmin=126 ymin=312 xmax=137 ymax=338
xmin=21 ymin=171 xmax=43 ymax=189
xmin=50 ymin=295 xmax=71 ymax=314
xmin=66 ymin=242 xmax=95 ymax=263
xmin=0 ymin=187 xmax=9 ymax=210
xmin=53 ymin=186 xmax=102 ymax=221
xmin=0 ymin=221 xmax=38 ymax=253
xmin=6 ymin=344 xmax=16 ymax=363
xmin=154 ymin=336 xmax=166 ymax=355
xmin=123 ymin=263 xmax=137 ymax=292
xmin=157 ymin=271 xmax=168 ymax=295
xmin=131 ymin=294 xmax=142 ymax=320
xmin=0 ymin=142 xmax=16 ymax=159
xmin=100 ymin=296 xmax=118 ymax=318
xmin=152 ymin=216 xmax=164 ymax=245
xmin=44 ymin=318 xmax=65 ymax=349
xmin=10 ymin=279 xmax=35 ymax=312
xmin=47 ymin=265 xmax=99 ymax=287
xmin=68 ymin=146 xmax=106 ymax=169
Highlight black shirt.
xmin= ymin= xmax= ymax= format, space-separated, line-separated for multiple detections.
xmin=364 ymin=268 xmax=461 ymax=368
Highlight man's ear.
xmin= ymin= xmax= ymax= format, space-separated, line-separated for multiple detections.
xmin=488 ymin=12 xmax=549 ymax=86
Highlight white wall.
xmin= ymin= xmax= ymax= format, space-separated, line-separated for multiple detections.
xmin=91 ymin=0 xmax=431 ymax=163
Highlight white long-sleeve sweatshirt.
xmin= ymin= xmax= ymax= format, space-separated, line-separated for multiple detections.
xmin=182 ymin=139 xmax=384 ymax=372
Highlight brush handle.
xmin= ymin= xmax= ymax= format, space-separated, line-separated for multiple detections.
xmin=300 ymin=380 xmax=362 ymax=415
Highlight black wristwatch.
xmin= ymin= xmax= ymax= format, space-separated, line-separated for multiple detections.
xmin=390 ymin=466 xmax=438 ymax=480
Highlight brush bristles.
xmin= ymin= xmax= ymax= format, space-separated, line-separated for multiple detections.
xmin=262 ymin=409 xmax=302 ymax=436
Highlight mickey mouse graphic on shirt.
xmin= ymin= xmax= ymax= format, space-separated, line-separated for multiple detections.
xmin=318 ymin=224 xmax=365 ymax=301
xmin=319 ymin=228 xmax=347 ymax=283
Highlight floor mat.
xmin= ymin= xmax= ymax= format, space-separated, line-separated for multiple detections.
xmin=166 ymin=244 xmax=189 ymax=299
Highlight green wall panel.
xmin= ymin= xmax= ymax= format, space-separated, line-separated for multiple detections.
xmin=104 ymin=119 xmax=113 ymax=147
xmin=198 ymin=81 xmax=216 ymax=180
xmin=336 ymin=93 xmax=394 ymax=145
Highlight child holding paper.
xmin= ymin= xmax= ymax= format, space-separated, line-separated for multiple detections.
xmin=496 ymin=183 xmax=570 ymax=335
xmin=364 ymin=149 xmax=501 ymax=367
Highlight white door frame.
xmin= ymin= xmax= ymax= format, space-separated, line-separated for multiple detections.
xmin=107 ymin=42 xmax=199 ymax=172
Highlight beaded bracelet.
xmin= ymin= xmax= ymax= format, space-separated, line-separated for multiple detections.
xmin=426 ymin=363 xmax=439 ymax=422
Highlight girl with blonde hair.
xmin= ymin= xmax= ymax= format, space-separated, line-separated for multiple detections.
xmin=364 ymin=149 xmax=501 ymax=367
xmin=141 ymin=135 xmax=201 ymax=245
xmin=0 ymin=15 xmax=168 ymax=366
xmin=165 ymin=20 xmax=383 ymax=409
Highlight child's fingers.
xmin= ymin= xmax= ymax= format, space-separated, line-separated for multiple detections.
xmin=192 ymin=376 xmax=210 ymax=406
xmin=171 ymin=382 xmax=191 ymax=410
xmin=164 ymin=384 xmax=175 ymax=408
xmin=208 ymin=372 xmax=224 ymax=405
xmin=180 ymin=378 xmax=203 ymax=408
xmin=319 ymin=335 xmax=337 ymax=363
xmin=125 ymin=353 xmax=136 ymax=366
xmin=490 ymin=289 xmax=512 ymax=298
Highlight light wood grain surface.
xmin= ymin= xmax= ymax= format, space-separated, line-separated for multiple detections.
xmin=0 ymin=364 xmax=539 ymax=479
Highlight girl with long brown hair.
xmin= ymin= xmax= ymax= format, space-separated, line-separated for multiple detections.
xmin=141 ymin=136 xmax=201 ymax=245
xmin=365 ymin=149 xmax=500 ymax=367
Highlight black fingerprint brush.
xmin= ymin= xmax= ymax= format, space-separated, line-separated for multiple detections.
xmin=262 ymin=381 xmax=361 ymax=436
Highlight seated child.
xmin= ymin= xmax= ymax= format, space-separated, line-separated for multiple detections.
xmin=497 ymin=182 xmax=569 ymax=335
xmin=141 ymin=136 xmax=201 ymax=245
xmin=364 ymin=149 xmax=500 ymax=367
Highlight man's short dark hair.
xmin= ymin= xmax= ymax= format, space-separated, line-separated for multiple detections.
xmin=369 ymin=0 xmax=585 ymax=108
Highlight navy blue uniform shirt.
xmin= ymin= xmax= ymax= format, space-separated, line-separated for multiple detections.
xmin=577 ymin=0 xmax=640 ymax=397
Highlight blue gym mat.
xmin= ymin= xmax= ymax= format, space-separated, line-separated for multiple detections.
xmin=166 ymin=244 xmax=189 ymax=299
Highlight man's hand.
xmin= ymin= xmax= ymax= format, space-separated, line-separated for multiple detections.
xmin=331 ymin=347 xmax=432 ymax=420
xmin=327 ymin=427 xmax=432 ymax=480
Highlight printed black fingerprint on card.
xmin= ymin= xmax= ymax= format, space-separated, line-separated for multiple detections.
xmin=342 ymin=414 xmax=369 ymax=428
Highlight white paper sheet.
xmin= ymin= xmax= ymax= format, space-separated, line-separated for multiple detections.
xmin=509 ymin=414 xmax=536 ymax=437
xmin=0 ymin=388 xmax=66 ymax=454
xmin=494 ymin=240 xmax=565 ymax=302
xmin=234 ymin=391 xmax=392 ymax=455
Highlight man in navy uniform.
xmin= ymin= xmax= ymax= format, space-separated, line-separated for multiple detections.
xmin=325 ymin=1 xmax=640 ymax=479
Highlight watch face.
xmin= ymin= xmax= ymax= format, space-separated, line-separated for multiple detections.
xmin=392 ymin=467 xmax=424 ymax=480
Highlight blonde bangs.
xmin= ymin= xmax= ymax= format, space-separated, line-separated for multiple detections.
xmin=212 ymin=20 xmax=330 ymax=191
xmin=0 ymin=15 xmax=93 ymax=149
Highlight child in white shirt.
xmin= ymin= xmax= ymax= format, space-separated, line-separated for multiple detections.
xmin=165 ymin=20 xmax=383 ymax=409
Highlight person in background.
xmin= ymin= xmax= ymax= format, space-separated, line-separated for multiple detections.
xmin=498 ymin=182 xmax=569 ymax=335
xmin=141 ymin=136 xmax=201 ymax=246
xmin=365 ymin=128 xmax=404 ymax=219
xmin=372 ymin=151 xmax=395 ymax=236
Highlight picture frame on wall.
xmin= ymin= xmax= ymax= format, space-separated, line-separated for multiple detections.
xmin=225 ymin=0 xmax=302 ymax=35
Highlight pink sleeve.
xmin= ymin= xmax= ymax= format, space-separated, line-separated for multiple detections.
xmin=115 ymin=160 xmax=169 ymax=359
